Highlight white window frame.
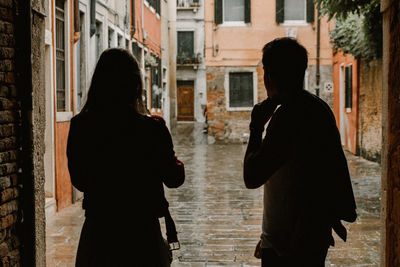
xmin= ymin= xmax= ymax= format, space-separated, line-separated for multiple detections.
xmin=221 ymin=0 xmax=246 ymax=27
xmin=282 ymin=0 xmax=308 ymax=26
xmin=108 ymin=25 xmax=117 ymax=48
xmin=74 ymin=2 xmax=90 ymax=115
xmin=93 ymin=6 xmax=105 ymax=62
xmin=225 ymin=67 xmax=258 ymax=111
xmin=55 ymin=0 xmax=73 ymax=122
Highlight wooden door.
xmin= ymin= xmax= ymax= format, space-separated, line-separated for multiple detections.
xmin=177 ymin=81 xmax=194 ymax=121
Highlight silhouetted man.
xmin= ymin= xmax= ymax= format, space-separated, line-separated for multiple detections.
xmin=243 ymin=38 xmax=357 ymax=266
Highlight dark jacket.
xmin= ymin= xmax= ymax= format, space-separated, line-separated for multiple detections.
xmin=67 ymin=110 xmax=184 ymax=266
xmin=244 ymin=90 xmax=357 ymax=253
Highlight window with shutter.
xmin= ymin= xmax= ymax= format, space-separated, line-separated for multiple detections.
xmin=229 ymin=72 xmax=254 ymax=108
xmin=284 ymin=0 xmax=306 ymax=21
xmin=56 ymin=0 xmax=67 ymax=112
xmin=151 ymin=57 xmax=162 ymax=109
xmin=223 ymin=0 xmax=244 ymax=22
xmin=215 ymin=0 xmax=249 ymax=25
xmin=345 ymin=65 xmax=353 ymax=108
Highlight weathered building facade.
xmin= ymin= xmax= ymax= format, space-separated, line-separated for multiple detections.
xmin=332 ymin=51 xmax=359 ymax=154
xmin=205 ymin=0 xmax=334 ymax=142
xmin=358 ymin=59 xmax=382 ymax=162
xmin=332 ymin=51 xmax=382 ymax=162
xmin=176 ymin=0 xmax=207 ymax=122
xmin=0 ymin=0 xmax=48 ymax=264
xmin=131 ymin=0 xmax=163 ymax=116
xmin=44 ymin=0 xmax=135 ymax=215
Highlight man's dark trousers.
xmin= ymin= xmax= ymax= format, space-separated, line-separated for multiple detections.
xmin=261 ymin=248 xmax=328 ymax=267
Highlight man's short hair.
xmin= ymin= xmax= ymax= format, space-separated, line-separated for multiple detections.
xmin=262 ymin=38 xmax=308 ymax=92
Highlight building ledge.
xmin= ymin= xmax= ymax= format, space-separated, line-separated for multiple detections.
xmin=177 ymin=6 xmax=200 ymax=12
xmin=177 ymin=63 xmax=200 ymax=69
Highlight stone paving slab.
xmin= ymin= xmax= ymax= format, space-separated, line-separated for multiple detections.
xmin=45 ymin=123 xmax=381 ymax=266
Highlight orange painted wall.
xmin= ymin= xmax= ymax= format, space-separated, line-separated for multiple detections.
xmin=132 ymin=0 xmax=144 ymax=42
xmin=332 ymin=50 xmax=359 ymax=154
xmin=55 ymin=121 xmax=72 ymax=210
xmin=205 ymin=0 xmax=334 ymax=67
xmin=143 ymin=5 xmax=161 ymax=55
xmin=132 ymin=1 xmax=161 ymax=56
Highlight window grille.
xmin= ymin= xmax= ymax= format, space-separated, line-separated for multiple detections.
xmin=177 ymin=31 xmax=194 ymax=64
xmin=229 ymin=72 xmax=253 ymax=108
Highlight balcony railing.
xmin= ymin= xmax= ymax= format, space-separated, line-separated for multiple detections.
xmin=177 ymin=0 xmax=200 ymax=8
xmin=177 ymin=53 xmax=202 ymax=66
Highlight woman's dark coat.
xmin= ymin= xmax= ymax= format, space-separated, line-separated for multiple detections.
xmin=67 ymin=110 xmax=184 ymax=266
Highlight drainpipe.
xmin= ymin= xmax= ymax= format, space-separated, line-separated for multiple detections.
xmin=315 ymin=7 xmax=321 ymax=97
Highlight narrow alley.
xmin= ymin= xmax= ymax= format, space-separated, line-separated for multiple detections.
xmin=46 ymin=123 xmax=381 ymax=267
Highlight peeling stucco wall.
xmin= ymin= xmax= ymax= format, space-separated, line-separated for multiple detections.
xmin=31 ymin=1 xmax=47 ymax=265
xmin=358 ymin=59 xmax=382 ymax=163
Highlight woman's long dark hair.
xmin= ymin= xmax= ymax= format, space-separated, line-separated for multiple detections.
xmin=81 ymin=48 xmax=145 ymax=114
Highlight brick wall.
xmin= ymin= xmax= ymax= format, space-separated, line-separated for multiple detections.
xmin=206 ymin=65 xmax=266 ymax=143
xmin=206 ymin=64 xmax=332 ymax=143
xmin=0 ymin=0 xmax=22 ymax=265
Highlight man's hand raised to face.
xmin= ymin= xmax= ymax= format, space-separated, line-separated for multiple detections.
xmin=249 ymin=98 xmax=278 ymax=133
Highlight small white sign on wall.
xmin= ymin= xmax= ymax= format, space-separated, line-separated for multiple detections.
xmin=286 ymin=28 xmax=298 ymax=39
xmin=324 ymin=82 xmax=334 ymax=93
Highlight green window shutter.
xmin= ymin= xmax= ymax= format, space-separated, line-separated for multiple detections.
xmin=345 ymin=66 xmax=353 ymax=108
xmin=244 ymin=0 xmax=251 ymax=23
xmin=306 ymin=0 xmax=315 ymax=22
xmin=156 ymin=0 xmax=160 ymax=15
xmin=215 ymin=0 xmax=223 ymax=25
xmin=276 ymin=0 xmax=284 ymax=23
xmin=158 ymin=58 xmax=162 ymax=87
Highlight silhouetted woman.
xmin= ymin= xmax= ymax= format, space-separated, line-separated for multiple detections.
xmin=67 ymin=48 xmax=185 ymax=266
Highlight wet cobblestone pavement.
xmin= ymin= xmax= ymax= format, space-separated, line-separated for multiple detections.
xmin=46 ymin=123 xmax=381 ymax=266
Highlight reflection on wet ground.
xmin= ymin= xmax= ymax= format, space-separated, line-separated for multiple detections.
xmin=46 ymin=122 xmax=381 ymax=267
xmin=167 ymin=123 xmax=381 ymax=267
